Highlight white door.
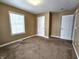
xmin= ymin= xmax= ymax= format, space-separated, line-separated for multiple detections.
xmin=37 ymin=16 xmax=45 ymax=37
xmin=60 ymin=15 xmax=74 ymax=40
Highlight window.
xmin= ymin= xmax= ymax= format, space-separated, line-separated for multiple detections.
xmin=9 ymin=11 xmax=25 ymax=35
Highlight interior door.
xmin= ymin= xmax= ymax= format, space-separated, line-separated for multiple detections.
xmin=60 ymin=15 xmax=74 ymax=40
xmin=37 ymin=16 xmax=45 ymax=37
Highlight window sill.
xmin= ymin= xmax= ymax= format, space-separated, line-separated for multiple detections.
xmin=11 ymin=32 xmax=26 ymax=36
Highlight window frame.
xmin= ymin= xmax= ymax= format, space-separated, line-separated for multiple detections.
xmin=9 ymin=11 xmax=25 ymax=35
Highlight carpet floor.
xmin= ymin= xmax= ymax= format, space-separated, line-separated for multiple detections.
xmin=0 ymin=36 xmax=77 ymax=59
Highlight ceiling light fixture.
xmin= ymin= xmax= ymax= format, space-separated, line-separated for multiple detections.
xmin=27 ymin=0 xmax=42 ymax=6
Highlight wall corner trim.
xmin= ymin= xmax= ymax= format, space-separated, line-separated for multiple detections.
xmin=72 ymin=43 xmax=79 ymax=59
xmin=51 ymin=35 xmax=61 ymax=38
xmin=35 ymin=34 xmax=49 ymax=38
xmin=0 ymin=35 xmax=36 ymax=48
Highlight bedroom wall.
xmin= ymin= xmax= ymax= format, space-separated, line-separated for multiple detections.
xmin=36 ymin=11 xmax=74 ymax=38
xmin=0 ymin=3 xmax=37 ymax=45
xmin=51 ymin=11 xmax=74 ymax=37
xmin=51 ymin=13 xmax=61 ymax=37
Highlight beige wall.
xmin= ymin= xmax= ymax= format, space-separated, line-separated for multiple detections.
xmin=37 ymin=12 xmax=50 ymax=37
xmin=0 ymin=2 xmax=75 ymax=45
xmin=36 ymin=11 xmax=74 ymax=38
xmin=0 ymin=3 xmax=37 ymax=45
xmin=51 ymin=11 xmax=74 ymax=37
xmin=73 ymin=7 xmax=79 ymax=56
xmin=51 ymin=13 xmax=61 ymax=36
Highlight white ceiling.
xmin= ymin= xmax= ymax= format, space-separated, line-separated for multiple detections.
xmin=0 ymin=0 xmax=79 ymax=14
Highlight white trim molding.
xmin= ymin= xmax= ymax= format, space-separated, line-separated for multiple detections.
xmin=51 ymin=35 xmax=72 ymax=40
xmin=51 ymin=35 xmax=61 ymax=38
xmin=0 ymin=35 xmax=36 ymax=48
xmin=73 ymin=43 xmax=79 ymax=59
xmin=35 ymin=34 xmax=49 ymax=38
xmin=42 ymin=36 xmax=49 ymax=38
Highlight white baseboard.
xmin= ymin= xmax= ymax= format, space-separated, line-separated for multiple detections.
xmin=42 ymin=36 xmax=49 ymax=38
xmin=36 ymin=34 xmax=49 ymax=38
xmin=72 ymin=43 xmax=79 ymax=59
xmin=51 ymin=35 xmax=72 ymax=40
xmin=51 ymin=35 xmax=61 ymax=38
xmin=0 ymin=35 xmax=36 ymax=48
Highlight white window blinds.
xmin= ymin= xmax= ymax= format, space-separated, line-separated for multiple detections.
xmin=9 ymin=12 xmax=25 ymax=35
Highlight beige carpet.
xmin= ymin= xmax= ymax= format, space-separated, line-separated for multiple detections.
xmin=0 ymin=36 xmax=77 ymax=59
